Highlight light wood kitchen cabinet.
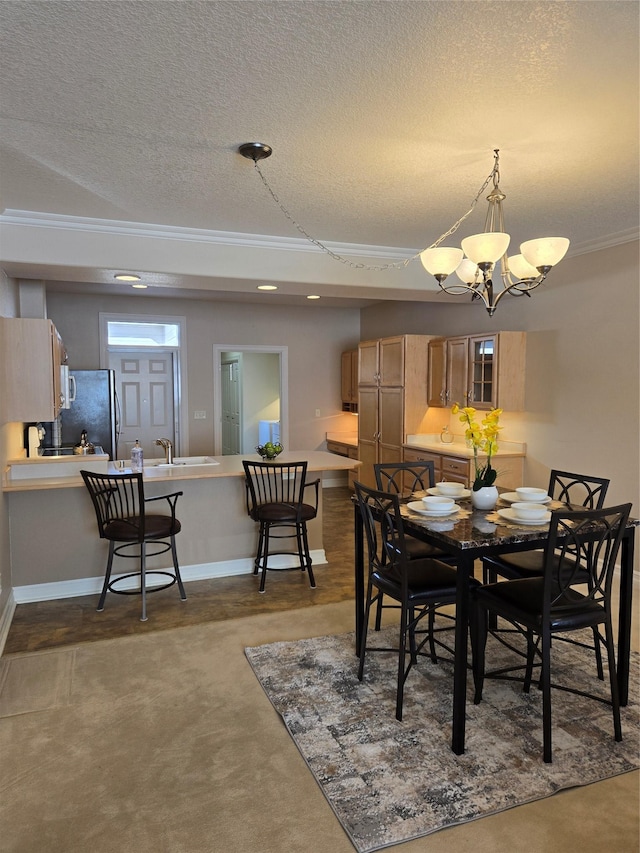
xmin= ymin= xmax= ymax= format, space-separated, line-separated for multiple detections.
xmin=358 ymin=335 xmax=406 ymax=387
xmin=403 ymin=447 xmax=443 ymax=477
xmin=403 ymin=446 xmax=469 ymax=485
xmin=427 ymin=331 xmax=526 ymax=411
xmin=428 ymin=336 xmax=468 ymax=407
xmin=357 ymin=335 xmax=431 ymax=487
xmin=0 ymin=318 xmax=68 ymax=423
xmin=426 ymin=338 xmax=446 ymax=407
xmin=357 ymin=339 xmax=379 ymax=386
xmin=326 ymin=437 xmax=359 ymax=489
xmin=447 ymin=336 xmax=470 ymax=407
xmin=403 ymin=447 xmax=469 ymax=485
xmin=341 ymin=349 xmax=359 ymax=411
xmin=442 ymin=454 xmax=470 ymax=485
xmin=403 ymin=445 xmax=525 ymax=490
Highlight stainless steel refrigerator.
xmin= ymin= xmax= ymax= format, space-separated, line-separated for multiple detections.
xmin=59 ymin=369 xmax=119 ymax=459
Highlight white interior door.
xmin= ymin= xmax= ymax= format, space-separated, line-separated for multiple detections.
xmin=221 ymin=357 xmax=241 ymax=455
xmin=108 ymin=350 xmax=176 ymax=460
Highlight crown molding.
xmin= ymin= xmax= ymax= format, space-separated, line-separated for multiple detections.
xmin=2 ymin=210 xmax=636 ymax=264
xmin=567 ymin=227 xmax=639 ymax=257
xmin=0 ymin=209 xmax=415 ymax=261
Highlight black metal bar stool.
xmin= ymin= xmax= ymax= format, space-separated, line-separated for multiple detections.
xmin=243 ymin=460 xmax=319 ymax=593
xmin=81 ymin=470 xmax=186 ymax=621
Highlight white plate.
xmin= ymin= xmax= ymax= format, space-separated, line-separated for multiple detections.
xmin=498 ymin=507 xmax=551 ymax=526
xmin=500 ymin=491 xmax=551 ymax=505
xmin=427 ymin=486 xmax=471 ymax=500
xmin=407 ymin=501 xmax=460 ymax=518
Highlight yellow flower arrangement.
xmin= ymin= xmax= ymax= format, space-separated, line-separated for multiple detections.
xmin=451 ymin=403 xmax=503 ymax=490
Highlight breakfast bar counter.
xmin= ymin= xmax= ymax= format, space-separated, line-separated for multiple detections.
xmin=4 ymin=451 xmax=358 ymax=602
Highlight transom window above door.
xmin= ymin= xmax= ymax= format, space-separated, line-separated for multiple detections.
xmin=106 ymin=321 xmax=180 ymax=347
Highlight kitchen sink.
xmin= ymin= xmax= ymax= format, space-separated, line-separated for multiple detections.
xmin=148 ymin=456 xmax=219 ymax=468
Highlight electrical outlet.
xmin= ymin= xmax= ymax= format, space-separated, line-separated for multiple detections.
xmin=194 ymin=410 xmax=207 ymax=420
xmin=315 ymin=409 xmax=321 ymax=417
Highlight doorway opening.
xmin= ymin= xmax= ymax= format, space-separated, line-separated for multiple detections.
xmin=99 ymin=313 xmax=187 ymax=459
xmin=213 ymin=345 xmax=288 ymax=455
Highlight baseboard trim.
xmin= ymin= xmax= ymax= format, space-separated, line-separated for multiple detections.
xmin=0 ymin=591 xmax=17 ymax=656
xmin=11 ymin=549 xmax=327 ymax=604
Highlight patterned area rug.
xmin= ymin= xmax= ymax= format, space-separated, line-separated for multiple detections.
xmin=245 ymin=628 xmax=639 ymax=853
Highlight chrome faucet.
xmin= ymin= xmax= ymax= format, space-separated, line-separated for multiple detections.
xmin=155 ymin=438 xmax=174 ymax=464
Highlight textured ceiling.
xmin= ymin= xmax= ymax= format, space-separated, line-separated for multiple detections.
xmin=0 ymin=0 xmax=638 ymax=306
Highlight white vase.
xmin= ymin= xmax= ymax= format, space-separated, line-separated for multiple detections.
xmin=470 ymin=485 xmax=499 ymax=510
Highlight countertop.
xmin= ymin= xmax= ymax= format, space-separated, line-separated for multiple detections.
xmin=326 ymin=432 xmax=358 ymax=448
xmin=2 ymin=450 xmax=360 ymax=492
xmin=404 ymin=434 xmax=526 ymax=459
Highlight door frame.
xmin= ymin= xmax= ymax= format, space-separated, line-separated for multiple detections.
xmin=220 ymin=353 xmax=243 ymax=455
xmin=213 ymin=344 xmax=288 ymax=455
xmin=99 ymin=312 xmax=188 ymax=456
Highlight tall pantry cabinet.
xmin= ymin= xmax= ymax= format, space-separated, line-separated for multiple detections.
xmin=357 ymin=335 xmax=431 ymax=488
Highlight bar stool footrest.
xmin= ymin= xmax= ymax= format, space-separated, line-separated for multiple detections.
xmin=107 ymin=571 xmax=179 ymax=596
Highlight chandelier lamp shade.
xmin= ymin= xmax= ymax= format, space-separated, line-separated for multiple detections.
xmin=419 ymin=150 xmax=570 ymax=315
xmin=239 ymin=144 xmax=569 ymax=316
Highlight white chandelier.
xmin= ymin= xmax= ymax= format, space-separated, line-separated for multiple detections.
xmin=419 ymin=149 xmax=569 ymax=316
xmin=239 ymin=144 xmax=569 ymax=316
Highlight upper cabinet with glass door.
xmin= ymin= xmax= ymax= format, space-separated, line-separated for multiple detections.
xmin=428 ymin=331 xmax=526 ymax=411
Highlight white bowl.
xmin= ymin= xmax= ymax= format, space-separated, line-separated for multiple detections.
xmin=511 ymin=501 xmax=548 ymax=521
xmin=515 ymin=487 xmax=548 ymax=502
xmin=436 ymin=481 xmax=465 ymax=497
xmin=421 ymin=495 xmax=455 ymax=511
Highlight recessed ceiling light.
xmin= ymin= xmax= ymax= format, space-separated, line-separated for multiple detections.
xmin=307 ymin=295 xmax=320 ymax=300
xmin=132 ymin=283 xmax=148 ymax=289
xmin=114 ymin=273 xmax=141 ymax=282
xmin=257 ymin=285 xmax=278 ymax=291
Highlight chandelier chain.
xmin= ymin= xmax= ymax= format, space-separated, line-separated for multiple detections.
xmin=252 ymin=154 xmax=499 ymax=272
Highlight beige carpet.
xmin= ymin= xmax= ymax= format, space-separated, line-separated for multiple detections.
xmin=0 ymin=601 xmax=638 ymax=853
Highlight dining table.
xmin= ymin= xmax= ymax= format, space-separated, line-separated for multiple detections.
xmin=353 ymin=487 xmax=638 ymax=756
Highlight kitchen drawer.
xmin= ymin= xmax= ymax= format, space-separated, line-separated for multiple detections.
xmin=402 ymin=448 xmax=443 ymax=486
xmin=442 ymin=455 xmax=470 ymax=486
xmin=348 ymin=446 xmax=359 ymax=460
xmin=403 ymin=449 xmax=442 ymax=467
xmin=442 ymin=455 xmax=469 ymax=475
xmin=327 ymin=440 xmax=349 ymax=457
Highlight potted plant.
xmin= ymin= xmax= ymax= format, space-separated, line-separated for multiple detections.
xmin=451 ymin=403 xmax=502 ymax=509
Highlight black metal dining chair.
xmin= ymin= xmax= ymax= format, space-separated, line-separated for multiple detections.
xmin=243 ymin=460 xmax=319 ymax=593
xmin=471 ymin=502 xmax=631 ymax=763
xmin=355 ymin=481 xmax=465 ymax=721
xmin=373 ymin=461 xmax=457 ymax=630
xmin=482 ymin=470 xmax=611 ymax=676
xmin=482 ymin=470 xmax=610 ymax=584
xmin=81 ymin=470 xmax=186 ymax=622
